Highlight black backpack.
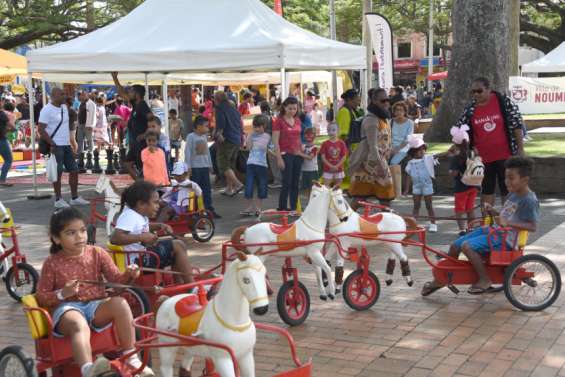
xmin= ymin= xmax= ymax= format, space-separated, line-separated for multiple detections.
xmin=346 ymin=108 xmax=364 ymax=146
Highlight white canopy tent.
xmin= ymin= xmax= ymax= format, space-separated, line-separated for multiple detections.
xmin=522 ymin=42 xmax=565 ymax=74
xmin=25 ymin=0 xmax=366 ymax=198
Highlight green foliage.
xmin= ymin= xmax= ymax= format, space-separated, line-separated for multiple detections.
xmin=520 ymin=0 xmax=565 ymax=53
xmin=0 ymin=0 xmax=143 ymax=49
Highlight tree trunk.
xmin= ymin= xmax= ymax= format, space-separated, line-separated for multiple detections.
xmin=425 ymin=0 xmax=511 ymax=142
xmin=86 ymin=0 xmax=95 ymax=31
xmin=179 ymin=85 xmax=193 ymax=137
xmin=509 ymin=0 xmax=520 ymax=76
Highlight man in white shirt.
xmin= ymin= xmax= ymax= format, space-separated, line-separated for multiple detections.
xmin=168 ymin=91 xmax=180 ymax=114
xmin=84 ymin=92 xmax=97 ymax=151
xmin=38 ymin=88 xmax=89 ymax=208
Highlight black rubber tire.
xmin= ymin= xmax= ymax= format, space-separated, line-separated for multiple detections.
xmin=5 ymin=263 xmax=39 ymax=302
xmin=86 ymin=223 xmax=97 ymax=245
xmin=276 ymin=280 xmax=310 ymax=326
xmin=343 ymin=269 xmax=380 ymax=311
xmin=0 ymin=345 xmax=37 ymax=377
xmin=120 ymin=287 xmax=151 ymax=318
xmin=504 ymin=254 xmax=561 ymax=311
xmin=191 ymin=215 xmax=215 ymax=243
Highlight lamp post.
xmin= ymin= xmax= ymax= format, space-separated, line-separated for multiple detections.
xmin=427 ymin=0 xmax=434 ymax=92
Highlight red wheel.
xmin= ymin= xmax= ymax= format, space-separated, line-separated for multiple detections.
xmin=276 ymin=281 xmax=310 ymax=326
xmin=343 ymin=269 xmax=380 ymax=311
xmin=120 ymin=287 xmax=151 ymax=318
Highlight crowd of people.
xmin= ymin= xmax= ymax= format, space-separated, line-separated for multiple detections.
xmin=0 ymin=74 xmax=541 ymax=377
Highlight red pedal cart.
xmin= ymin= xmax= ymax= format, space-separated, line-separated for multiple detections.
xmin=333 ymin=202 xmax=561 ymax=312
xmin=0 ymin=202 xmax=39 ymax=302
xmin=87 ymin=190 xmax=215 ymax=245
xmin=0 ymin=282 xmax=312 ymax=377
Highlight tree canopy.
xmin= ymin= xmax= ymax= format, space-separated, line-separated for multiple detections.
xmin=1 ymin=0 xmax=563 ymax=54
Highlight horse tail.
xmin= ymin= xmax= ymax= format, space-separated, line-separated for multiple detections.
xmin=402 ymin=216 xmax=419 ymax=241
xmin=230 ymin=225 xmax=248 ymax=252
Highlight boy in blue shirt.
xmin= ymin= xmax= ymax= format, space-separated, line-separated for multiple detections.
xmin=422 ymin=157 xmax=540 ymax=296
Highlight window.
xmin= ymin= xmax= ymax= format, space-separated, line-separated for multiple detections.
xmin=397 ymin=42 xmax=412 ymax=59
xmin=433 ymin=43 xmax=441 ymax=57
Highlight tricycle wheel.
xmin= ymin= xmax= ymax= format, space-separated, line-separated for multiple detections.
xmin=120 ymin=287 xmax=151 ymax=318
xmin=276 ymin=280 xmax=310 ymax=326
xmin=192 ymin=214 xmax=215 ymax=243
xmin=86 ymin=224 xmax=97 ymax=245
xmin=0 ymin=345 xmax=37 ymax=377
xmin=504 ymin=254 xmax=561 ymax=311
xmin=343 ymin=269 xmax=380 ymax=311
xmin=5 ymin=263 xmax=38 ymax=302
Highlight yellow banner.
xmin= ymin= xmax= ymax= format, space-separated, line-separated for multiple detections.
xmin=0 ymin=74 xmax=16 ymax=84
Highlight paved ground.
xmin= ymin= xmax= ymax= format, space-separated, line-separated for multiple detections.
xmin=1 ymin=179 xmax=565 ymax=377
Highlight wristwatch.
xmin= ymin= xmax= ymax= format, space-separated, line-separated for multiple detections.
xmin=56 ymin=289 xmax=65 ymax=301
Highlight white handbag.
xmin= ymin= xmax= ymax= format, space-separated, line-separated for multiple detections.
xmin=46 ymin=155 xmax=58 ymax=183
xmin=461 ymin=152 xmax=485 ymax=187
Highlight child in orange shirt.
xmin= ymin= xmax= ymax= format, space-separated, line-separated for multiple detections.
xmin=141 ymin=131 xmax=170 ymax=186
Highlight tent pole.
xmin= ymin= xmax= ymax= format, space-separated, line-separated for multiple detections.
xmin=299 ymin=73 xmax=304 ymax=103
xmin=280 ymin=67 xmax=287 ymax=99
xmin=144 ymin=73 xmax=149 ymax=103
xmin=27 ymin=73 xmax=51 ymax=200
xmin=361 ymin=69 xmax=368 ymax=109
xmin=41 ymin=78 xmax=47 ymax=108
xmin=163 ymin=76 xmax=169 ymax=138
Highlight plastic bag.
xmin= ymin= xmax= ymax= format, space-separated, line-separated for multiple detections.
xmin=46 ymin=155 xmax=58 ymax=183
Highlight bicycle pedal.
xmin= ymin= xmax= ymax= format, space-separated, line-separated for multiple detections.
xmin=447 ymin=285 xmax=460 ymax=294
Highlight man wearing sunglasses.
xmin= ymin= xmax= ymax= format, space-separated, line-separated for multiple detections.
xmin=454 ymin=77 xmax=525 ymax=207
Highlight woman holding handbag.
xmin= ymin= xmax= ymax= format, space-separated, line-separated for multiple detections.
xmin=348 ymin=88 xmax=395 ymax=207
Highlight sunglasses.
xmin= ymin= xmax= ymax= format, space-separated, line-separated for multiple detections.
xmin=379 ymin=98 xmax=391 ymax=103
xmin=471 ymin=89 xmax=484 ymax=94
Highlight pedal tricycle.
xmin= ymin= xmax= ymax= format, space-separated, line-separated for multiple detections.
xmin=0 ymin=281 xmax=312 ymax=377
xmin=87 ymin=179 xmax=215 ymax=244
xmin=0 ymin=201 xmax=39 ymax=301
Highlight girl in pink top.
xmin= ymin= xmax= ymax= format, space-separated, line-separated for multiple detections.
xmin=36 ymin=208 xmax=153 ymax=377
xmin=272 ymin=96 xmax=308 ymax=211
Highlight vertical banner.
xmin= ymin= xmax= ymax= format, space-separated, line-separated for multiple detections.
xmin=365 ymin=13 xmax=393 ymax=91
xmin=274 ymin=0 xmax=283 ymax=16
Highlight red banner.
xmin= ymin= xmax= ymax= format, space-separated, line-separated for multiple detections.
xmin=274 ymin=0 xmax=283 ymax=16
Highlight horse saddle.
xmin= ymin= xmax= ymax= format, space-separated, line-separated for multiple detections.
xmin=270 ymin=223 xmax=297 ymax=251
xmin=175 ymin=294 xmax=206 ymax=336
xmin=358 ymin=213 xmax=383 ymax=235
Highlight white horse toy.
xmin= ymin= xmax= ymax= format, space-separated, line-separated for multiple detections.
xmin=156 ymin=253 xmax=269 ymax=377
xmin=231 ymin=183 xmax=348 ymax=300
xmin=325 ymin=188 xmax=418 ymax=289
xmin=95 ymin=175 xmax=121 ymax=237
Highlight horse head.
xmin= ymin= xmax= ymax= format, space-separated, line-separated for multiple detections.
xmin=233 ymin=253 xmax=269 ymax=315
xmin=329 ymin=186 xmax=351 ymax=224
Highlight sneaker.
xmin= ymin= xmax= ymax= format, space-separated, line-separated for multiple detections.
xmin=54 ymin=198 xmax=70 ymax=209
xmin=125 ymin=355 xmax=155 ymax=377
xmin=70 ymin=196 xmax=90 ymax=206
xmin=87 ymin=357 xmax=111 ymax=377
xmin=211 ymin=211 xmax=222 ymax=219
xmin=268 ymin=183 xmax=282 ymax=189
xmin=428 ymin=223 xmax=438 ymax=233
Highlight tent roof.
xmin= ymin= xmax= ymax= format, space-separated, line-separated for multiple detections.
xmin=522 ymin=42 xmax=565 ymax=73
xmin=0 ymin=49 xmax=27 ymax=75
xmin=42 ymin=71 xmax=337 ymax=85
xmin=27 ymin=0 xmax=366 ymax=74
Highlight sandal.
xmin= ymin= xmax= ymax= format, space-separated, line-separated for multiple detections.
xmin=230 ymin=185 xmax=244 ymax=197
xmin=467 ymin=286 xmax=500 ymax=295
xmin=239 ymin=210 xmax=254 ymax=216
xmin=421 ymin=281 xmax=444 ymax=297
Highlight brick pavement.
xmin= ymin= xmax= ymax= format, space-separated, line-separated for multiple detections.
xmin=0 ymin=182 xmax=564 ymax=377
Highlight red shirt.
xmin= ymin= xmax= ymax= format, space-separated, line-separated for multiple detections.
xmin=320 ymin=139 xmax=348 ymax=173
xmin=472 ymin=93 xmax=511 ymax=163
xmin=238 ymin=102 xmax=251 ymax=116
xmin=273 ymin=116 xmax=302 ymax=154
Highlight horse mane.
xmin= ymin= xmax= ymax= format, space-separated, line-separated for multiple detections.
xmin=402 ymin=216 xmax=418 ymax=241
xmin=230 ymin=226 xmax=248 ymax=252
